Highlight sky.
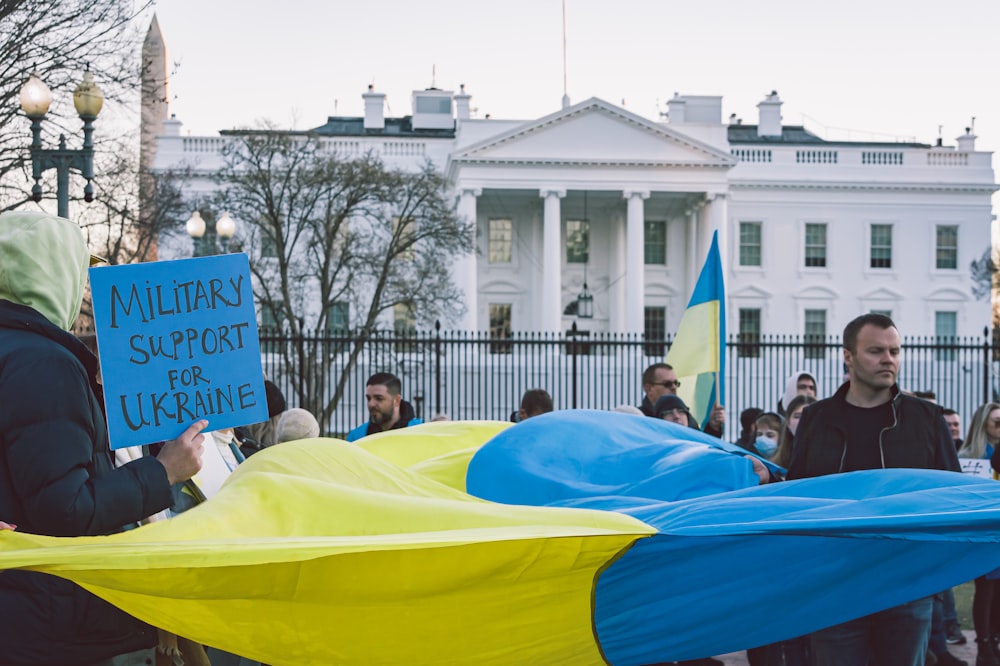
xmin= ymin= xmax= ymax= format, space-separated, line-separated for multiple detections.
xmin=147 ymin=0 xmax=998 ymax=155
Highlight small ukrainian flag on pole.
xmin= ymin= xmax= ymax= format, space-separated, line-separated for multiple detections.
xmin=665 ymin=230 xmax=726 ymax=430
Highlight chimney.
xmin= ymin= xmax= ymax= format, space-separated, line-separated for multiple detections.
xmin=757 ymin=90 xmax=782 ymax=138
xmin=363 ymin=84 xmax=385 ymax=130
xmin=162 ymin=113 xmax=182 ymax=137
xmin=956 ymin=127 xmax=977 ymax=152
xmin=455 ymin=84 xmax=472 ymax=120
xmin=666 ymin=93 xmax=686 ymax=124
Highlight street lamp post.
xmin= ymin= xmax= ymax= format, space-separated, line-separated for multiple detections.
xmin=186 ymin=210 xmax=237 ymax=256
xmin=19 ymin=71 xmax=104 ymax=219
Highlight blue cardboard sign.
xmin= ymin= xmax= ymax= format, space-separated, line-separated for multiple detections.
xmin=89 ymin=254 xmax=268 ymax=449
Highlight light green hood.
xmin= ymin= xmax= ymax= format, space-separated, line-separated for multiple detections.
xmin=0 ymin=211 xmax=89 ymax=330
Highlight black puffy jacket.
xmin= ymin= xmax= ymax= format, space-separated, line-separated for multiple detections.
xmin=0 ymin=300 xmax=173 ymax=664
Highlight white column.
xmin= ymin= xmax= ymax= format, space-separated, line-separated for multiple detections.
xmin=686 ymin=206 xmax=699 ymax=299
xmin=539 ymin=188 xmax=565 ymax=332
xmin=456 ymin=187 xmax=481 ymax=332
xmin=623 ymin=190 xmax=649 ymax=335
xmin=610 ymin=213 xmax=626 ymax=332
xmin=708 ymin=192 xmax=729 ymax=265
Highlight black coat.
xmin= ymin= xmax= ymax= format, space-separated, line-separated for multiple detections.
xmin=786 ymin=381 xmax=961 ymax=480
xmin=0 ymin=299 xmax=173 ymax=664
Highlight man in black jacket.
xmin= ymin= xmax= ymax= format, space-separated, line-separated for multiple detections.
xmin=787 ymin=313 xmax=961 ymax=666
xmin=0 ymin=211 xmax=206 ymax=665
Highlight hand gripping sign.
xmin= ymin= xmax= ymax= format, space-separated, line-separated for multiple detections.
xmin=89 ymin=254 xmax=268 ymax=449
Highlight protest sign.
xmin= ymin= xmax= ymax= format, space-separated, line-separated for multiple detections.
xmin=959 ymin=457 xmax=995 ymax=479
xmin=89 ymin=254 xmax=268 ymax=449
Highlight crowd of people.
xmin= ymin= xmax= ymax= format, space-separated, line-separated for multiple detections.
xmin=1 ymin=210 xmax=997 ymax=666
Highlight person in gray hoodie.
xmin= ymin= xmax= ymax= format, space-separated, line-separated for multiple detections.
xmin=0 ymin=210 xmax=206 ymax=665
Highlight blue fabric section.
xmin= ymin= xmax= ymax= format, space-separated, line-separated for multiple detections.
xmin=686 ymin=231 xmax=723 ymax=309
xmin=466 ymin=410 xmax=1000 ymax=665
xmin=692 ymin=371 xmax=716 ymax=433
xmin=467 ymin=411 xmax=772 ymax=506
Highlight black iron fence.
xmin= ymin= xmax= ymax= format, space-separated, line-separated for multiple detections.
xmin=259 ymin=324 xmax=999 ymax=440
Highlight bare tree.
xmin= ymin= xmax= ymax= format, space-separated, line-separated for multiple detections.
xmin=82 ymin=135 xmax=188 ymax=265
xmin=71 ymin=134 xmax=192 ymax=329
xmin=0 ymin=0 xmax=152 ymax=212
xmin=970 ymin=248 xmax=996 ymax=301
xmin=213 ymin=128 xmax=475 ymax=425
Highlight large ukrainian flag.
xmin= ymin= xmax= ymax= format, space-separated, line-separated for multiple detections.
xmin=665 ymin=230 xmax=726 ymax=430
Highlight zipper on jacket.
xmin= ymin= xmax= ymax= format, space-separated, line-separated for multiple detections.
xmin=877 ymin=396 xmax=900 ymax=469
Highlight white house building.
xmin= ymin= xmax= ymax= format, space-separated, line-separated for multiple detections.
xmin=152 ymin=84 xmax=997 ymax=346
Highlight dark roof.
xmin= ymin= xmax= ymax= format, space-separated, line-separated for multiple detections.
xmin=728 ymin=125 xmax=930 ymax=149
xmin=308 ymin=116 xmax=456 ymax=138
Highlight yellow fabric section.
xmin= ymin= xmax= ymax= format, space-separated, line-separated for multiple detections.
xmin=665 ymin=300 xmax=720 ymax=377
xmin=355 ymin=420 xmax=511 ymax=492
xmin=0 ymin=433 xmax=652 ymax=665
xmin=667 ymin=300 xmax=721 ymax=422
xmin=355 ymin=420 xmax=510 ymax=464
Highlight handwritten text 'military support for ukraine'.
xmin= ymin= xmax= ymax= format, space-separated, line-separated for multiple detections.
xmin=108 ymin=276 xmax=258 ymax=431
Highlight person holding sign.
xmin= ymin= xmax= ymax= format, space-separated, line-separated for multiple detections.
xmin=0 ymin=211 xmax=207 ymax=665
xmin=958 ymin=402 xmax=1000 ymax=665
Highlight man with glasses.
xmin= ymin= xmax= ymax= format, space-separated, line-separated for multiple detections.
xmin=638 ymin=363 xmax=725 ymax=437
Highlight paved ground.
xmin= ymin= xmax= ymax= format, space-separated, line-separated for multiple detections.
xmin=709 ymin=629 xmax=978 ymax=665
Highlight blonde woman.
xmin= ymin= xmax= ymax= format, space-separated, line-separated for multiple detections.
xmin=773 ymin=395 xmax=817 ymax=470
xmin=958 ymin=402 xmax=1000 ymax=666
xmin=959 ymin=402 xmax=1000 ymax=460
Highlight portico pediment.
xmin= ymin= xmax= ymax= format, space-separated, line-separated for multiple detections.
xmin=447 ymin=98 xmax=735 ymax=175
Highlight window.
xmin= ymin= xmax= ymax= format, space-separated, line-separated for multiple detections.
xmin=870 ymin=309 xmax=892 ymax=318
xmin=489 ymin=303 xmax=512 ymax=354
xmin=325 ymin=302 xmax=350 ymax=334
xmin=804 ymin=223 xmax=827 ymax=268
xmin=261 ymin=302 xmax=285 ymax=332
xmin=260 ymin=229 xmax=278 ymax=258
xmin=392 ymin=216 xmax=415 ymax=260
xmin=644 ymin=306 xmax=666 ymax=357
xmin=804 ymin=309 xmax=827 ymax=360
xmin=394 ymin=302 xmax=417 ymax=353
xmin=325 ymin=301 xmax=350 ymax=352
xmin=935 ymin=311 xmax=957 ymax=361
xmin=644 ymin=220 xmax=667 ymax=265
xmin=936 ymin=225 xmax=958 ymax=269
xmin=870 ymin=224 xmax=893 ymax=268
xmin=738 ymin=308 xmax=762 ymax=358
xmin=566 ymin=219 xmax=589 ymax=264
xmin=488 ymin=218 xmax=512 ymax=264
xmin=739 ymin=222 xmax=762 ymax=267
